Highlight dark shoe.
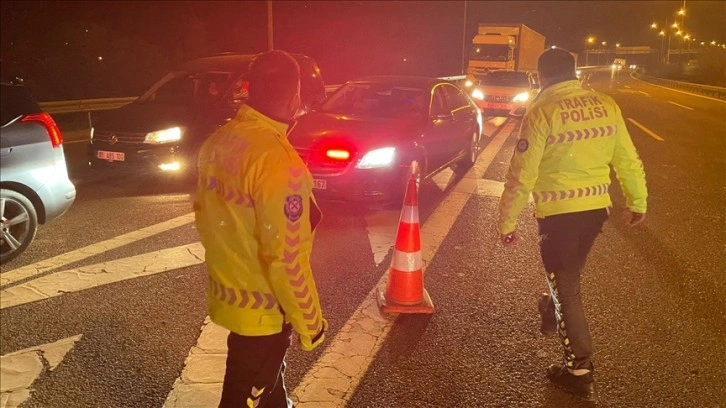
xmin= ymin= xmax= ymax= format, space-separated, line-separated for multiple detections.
xmin=538 ymin=293 xmax=557 ymax=337
xmin=546 ymin=364 xmax=598 ymax=402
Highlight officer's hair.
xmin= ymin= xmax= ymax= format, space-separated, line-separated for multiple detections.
xmin=247 ymin=50 xmax=300 ymax=106
xmin=538 ymin=47 xmax=577 ymax=82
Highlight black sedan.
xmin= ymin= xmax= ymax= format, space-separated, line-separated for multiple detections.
xmin=289 ymin=76 xmax=483 ymax=204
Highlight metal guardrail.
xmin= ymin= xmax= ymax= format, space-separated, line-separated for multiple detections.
xmin=39 ymin=75 xmax=473 ymax=115
xmin=39 ymin=97 xmax=138 ymax=115
xmin=634 ymin=73 xmax=726 ymax=100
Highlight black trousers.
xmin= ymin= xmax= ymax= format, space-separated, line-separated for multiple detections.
xmin=219 ymin=324 xmax=294 ymax=408
xmin=537 ymin=208 xmax=608 ymax=371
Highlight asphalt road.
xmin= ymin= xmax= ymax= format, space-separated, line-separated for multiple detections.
xmin=1 ymin=71 xmax=724 ymax=408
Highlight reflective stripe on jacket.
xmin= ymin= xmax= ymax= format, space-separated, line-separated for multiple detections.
xmin=194 ymin=105 xmax=325 ymax=342
xmin=498 ymin=80 xmax=647 ymax=234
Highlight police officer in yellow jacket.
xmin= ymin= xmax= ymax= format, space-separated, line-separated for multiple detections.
xmin=194 ymin=50 xmax=327 ymax=408
xmin=497 ymin=48 xmax=647 ymax=402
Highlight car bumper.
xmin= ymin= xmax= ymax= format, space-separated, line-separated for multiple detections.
xmin=309 ymin=165 xmax=407 ymax=203
xmin=35 ymin=158 xmax=76 ymax=223
xmin=477 ymin=101 xmax=526 ymax=117
xmin=88 ymin=142 xmax=192 ymax=175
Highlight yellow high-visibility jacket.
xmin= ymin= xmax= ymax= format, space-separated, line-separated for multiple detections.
xmin=194 ymin=105 xmax=326 ymax=350
xmin=498 ymin=79 xmax=647 ymax=235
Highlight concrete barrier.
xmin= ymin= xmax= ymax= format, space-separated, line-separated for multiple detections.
xmin=634 ymin=73 xmax=726 ymax=100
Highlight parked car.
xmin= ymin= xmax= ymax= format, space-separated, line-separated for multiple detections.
xmin=288 ymin=76 xmax=483 ymax=204
xmin=88 ymin=52 xmax=327 ymax=180
xmin=469 ymin=70 xmax=539 ymax=117
xmin=0 ymin=79 xmax=76 ymax=263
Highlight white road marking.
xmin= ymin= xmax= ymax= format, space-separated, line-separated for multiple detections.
xmin=630 ymin=72 xmax=726 ymax=103
xmin=624 ymin=85 xmax=631 ymax=89
xmin=639 ymin=91 xmax=651 ymax=97
xmin=1 ymin=335 xmax=82 ymax=407
xmin=667 ymin=101 xmax=695 ymax=110
xmin=0 ymin=243 xmax=204 ymax=310
xmin=364 ymin=210 xmax=400 ymax=265
xmin=627 ymin=118 xmax=665 ymax=141
xmin=163 ymin=120 xmax=519 ymax=408
xmin=0 ymin=212 xmax=195 ymax=287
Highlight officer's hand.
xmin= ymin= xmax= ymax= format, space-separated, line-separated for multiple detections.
xmin=500 ymin=231 xmax=518 ymax=247
xmin=623 ymin=209 xmax=646 ymax=227
xmin=299 ymin=318 xmax=328 ymax=351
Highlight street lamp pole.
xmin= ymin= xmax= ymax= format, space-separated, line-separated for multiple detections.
xmin=461 ymin=0 xmax=467 ymax=74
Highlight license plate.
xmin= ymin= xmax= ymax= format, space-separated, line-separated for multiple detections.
xmin=97 ymin=150 xmax=125 ymax=162
xmin=313 ymin=179 xmax=327 ymax=190
xmin=486 ymin=102 xmax=511 ymax=110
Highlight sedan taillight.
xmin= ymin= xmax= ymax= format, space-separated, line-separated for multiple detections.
xmin=21 ymin=113 xmax=63 ymax=148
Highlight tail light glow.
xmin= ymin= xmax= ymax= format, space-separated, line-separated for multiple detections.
xmin=326 ymin=149 xmax=351 ymax=160
xmin=21 ymin=113 xmax=63 ymax=148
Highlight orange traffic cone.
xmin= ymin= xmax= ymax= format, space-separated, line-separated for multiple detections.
xmin=377 ymin=174 xmax=434 ymax=314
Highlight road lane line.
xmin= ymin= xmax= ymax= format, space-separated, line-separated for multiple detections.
xmin=0 ymin=212 xmax=195 ymax=287
xmin=627 ymin=118 xmax=665 ymax=141
xmin=639 ymin=91 xmax=651 ymax=97
xmin=0 ymin=242 xmax=204 ymax=310
xmin=630 ymin=72 xmax=726 ymax=103
xmin=162 ymin=119 xmax=520 ymax=408
xmin=624 ymin=85 xmax=631 ymax=89
xmin=668 ymin=101 xmax=695 ymax=110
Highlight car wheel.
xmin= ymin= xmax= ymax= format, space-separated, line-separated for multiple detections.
xmin=457 ymin=130 xmax=480 ymax=171
xmin=0 ymin=189 xmax=38 ymax=264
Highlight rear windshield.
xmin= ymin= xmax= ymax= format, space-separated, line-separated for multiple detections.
xmin=322 ymin=82 xmax=428 ymax=120
xmin=1 ymin=84 xmax=41 ymax=126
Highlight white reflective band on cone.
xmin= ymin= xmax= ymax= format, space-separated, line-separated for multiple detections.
xmin=400 ymin=205 xmax=419 ymax=224
xmin=391 ymin=249 xmax=423 ymax=272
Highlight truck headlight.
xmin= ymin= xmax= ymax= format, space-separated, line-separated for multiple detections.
xmin=144 ymin=127 xmax=182 ymax=144
xmin=512 ymin=92 xmax=530 ymax=102
xmin=356 ymin=147 xmax=396 ymax=169
xmin=471 ymin=89 xmax=485 ymax=100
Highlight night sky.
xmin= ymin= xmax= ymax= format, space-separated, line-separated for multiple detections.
xmin=1 ymin=1 xmax=724 ymax=99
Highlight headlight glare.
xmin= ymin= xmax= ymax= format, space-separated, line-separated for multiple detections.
xmin=356 ymin=147 xmax=396 ymax=169
xmin=472 ymin=89 xmax=485 ymax=100
xmin=144 ymin=127 xmax=182 ymax=144
xmin=513 ymin=92 xmax=530 ymax=102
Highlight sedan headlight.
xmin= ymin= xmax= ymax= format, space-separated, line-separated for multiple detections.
xmin=512 ymin=92 xmax=530 ymax=103
xmin=471 ymin=89 xmax=485 ymax=100
xmin=356 ymin=147 xmax=396 ymax=169
xmin=464 ymin=80 xmax=474 ymax=88
xmin=144 ymin=127 xmax=182 ymax=144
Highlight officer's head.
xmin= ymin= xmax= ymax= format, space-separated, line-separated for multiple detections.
xmin=537 ymin=47 xmax=577 ymax=89
xmin=247 ymin=50 xmax=301 ymax=121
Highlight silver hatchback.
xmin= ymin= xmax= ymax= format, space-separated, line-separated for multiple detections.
xmin=0 ymin=80 xmax=76 ymax=264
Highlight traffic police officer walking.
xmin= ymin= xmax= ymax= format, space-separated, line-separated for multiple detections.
xmin=194 ymin=50 xmax=327 ymax=408
xmin=497 ymin=48 xmax=648 ymax=401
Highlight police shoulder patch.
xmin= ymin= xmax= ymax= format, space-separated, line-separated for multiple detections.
xmin=284 ymin=194 xmax=303 ymax=222
xmin=516 ymin=138 xmax=529 ymax=153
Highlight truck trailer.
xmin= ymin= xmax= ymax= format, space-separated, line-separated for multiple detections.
xmin=467 ymin=23 xmax=546 ymax=79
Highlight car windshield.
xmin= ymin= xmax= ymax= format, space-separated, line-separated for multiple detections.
xmin=480 ymin=71 xmax=530 ymax=87
xmin=138 ymin=71 xmax=234 ymax=105
xmin=469 ymin=45 xmax=510 ymax=61
xmin=321 ymin=83 xmax=428 ymax=120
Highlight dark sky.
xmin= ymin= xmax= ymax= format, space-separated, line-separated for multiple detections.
xmin=1 ymin=1 xmax=724 ymax=92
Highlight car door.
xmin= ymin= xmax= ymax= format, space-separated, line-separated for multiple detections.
xmin=442 ymin=84 xmax=478 ymax=160
xmin=420 ymin=84 xmax=456 ymax=172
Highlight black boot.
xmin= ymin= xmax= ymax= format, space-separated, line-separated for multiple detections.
xmin=546 ymin=364 xmax=598 ymax=402
xmin=537 ymin=293 xmax=557 ymax=337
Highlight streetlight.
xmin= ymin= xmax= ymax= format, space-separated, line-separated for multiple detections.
xmin=585 ymin=36 xmax=595 ymax=66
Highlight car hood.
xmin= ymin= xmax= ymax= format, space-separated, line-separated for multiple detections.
xmin=289 ymin=112 xmax=422 ymax=149
xmin=92 ymin=101 xmax=225 ymax=134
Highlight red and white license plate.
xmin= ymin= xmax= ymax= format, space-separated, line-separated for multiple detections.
xmin=313 ymin=179 xmax=327 ymax=190
xmin=97 ymin=150 xmax=125 ymax=162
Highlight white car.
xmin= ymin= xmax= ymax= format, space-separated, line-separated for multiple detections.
xmin=469 ymin=71 xmax=539 ymax=117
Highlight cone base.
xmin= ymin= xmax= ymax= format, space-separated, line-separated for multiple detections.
xmin=377 ymin=287 xmax=435 ymax=314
